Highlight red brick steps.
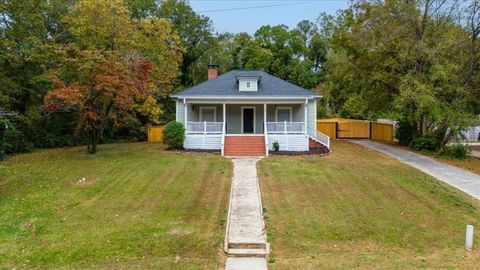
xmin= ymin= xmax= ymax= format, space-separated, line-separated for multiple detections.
xmin=309 ymin=137 xmax=323 ymax=148
xmin=224 ymin=136 xmax=266 ymax=156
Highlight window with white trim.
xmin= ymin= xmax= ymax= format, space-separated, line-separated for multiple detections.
xmin=276 ymin=107 xmax=292 ymax=122
xmin=238 ymin=78 xmax=258 ymax=91
xmin=199 ymin=107 xmax=216 ymax=122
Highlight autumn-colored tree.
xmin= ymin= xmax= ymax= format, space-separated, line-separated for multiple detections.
xmin=65 ymin=0 xmax=182 ymax=116
xmin=43 ymin=49 xmax=154 ymax=154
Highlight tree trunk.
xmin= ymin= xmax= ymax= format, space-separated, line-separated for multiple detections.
xmin=421 ymin=114 xmax=428 ymax=135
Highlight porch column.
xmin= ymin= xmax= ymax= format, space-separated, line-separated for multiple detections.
xmin=304 ymin=98 xmax=308 ymax=135
xmin=220 ymin=103 xmax=226 ymax=156
xmin=264 ymin=103 xmax=268 ymax=157
xmin=263 ymin=103 xmax=267 ymax=133
xmin=223 ymin=103 xmax=226 ymax=130
xmin=184 ymin=98 xmax=187 ymax=126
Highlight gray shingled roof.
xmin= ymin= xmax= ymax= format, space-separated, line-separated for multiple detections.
xmin=171 ymin=70 xmax=320 ymax=98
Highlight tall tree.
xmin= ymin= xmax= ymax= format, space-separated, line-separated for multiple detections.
xmin=323 ymin=0 xmax=479 ymax=145
xmin=158 ymin=0 xmax=213 ymax=86
xmin=44 ymin=49 xmax=155 ymax=154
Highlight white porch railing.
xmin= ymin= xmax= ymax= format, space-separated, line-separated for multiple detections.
xmin=308 ymin=127 xmax=330 ymax=149
xmin=187 ymin=122 xmax=223 ymax=134
xmin=266 ymin=122 xmax=305 ymax=134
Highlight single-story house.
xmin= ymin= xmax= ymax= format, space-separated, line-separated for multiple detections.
xmin=171 ymin=65 xmax=330 ymax=156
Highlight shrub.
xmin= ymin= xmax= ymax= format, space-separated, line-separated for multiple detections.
xmin=163 ymin=121 xmax=185 ymax=149
xmin=272 ymin=140 xmax=280 ymax=151
xmin=4 ymin=117 xmax=34 ymax=154
xmin=410 ymin=132 xmax=442 ymax=152
xmin=396 ymin=121 xmax=418 ymax=146
xmin=439 ymin=144 xmax=470 ymax=160
xmin=0 ymin=117 xmax=5 ymax=160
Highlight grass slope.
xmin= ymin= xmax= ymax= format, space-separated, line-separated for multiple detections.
xmin=0 ymin=143 xmax=231 ymax=269
xmin=258 ymin=141 xmax=480 ymax=269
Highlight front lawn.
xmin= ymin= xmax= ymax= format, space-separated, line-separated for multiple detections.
xmin=258 ymin=141 xmax=480 ymax=269
xmin=0 ymin=143 xmax=231 ymax=269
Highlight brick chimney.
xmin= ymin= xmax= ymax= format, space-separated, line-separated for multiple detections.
xmin=208 ymin=64 xmax=219 ymax=80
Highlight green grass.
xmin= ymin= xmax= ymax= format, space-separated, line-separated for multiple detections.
xmin=258 ymin=141 xmax=480 ymax=269
xmin=0 ymin=143 xmax=231 ymax=269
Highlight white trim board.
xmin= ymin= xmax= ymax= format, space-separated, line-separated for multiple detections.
xmin=172 ymin=96 xmax=321 ymax=100
xmin=241 ymin=106 xmax=256 ymax=134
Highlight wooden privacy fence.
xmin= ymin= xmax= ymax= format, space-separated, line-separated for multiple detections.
xmin=316 ymin=121 xmax=336 ymax=139
xmin=316 ymin=118 xmax=394 ymax=142
xmin=147 ymin=126 xmax=164 ymax=142
xmin=371 ymin=123 xmax=394 ymax=142
xmin=337 ymin=120 xmax=370 ymax=139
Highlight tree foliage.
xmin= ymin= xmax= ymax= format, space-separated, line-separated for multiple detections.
xmin=43 ymin=49 xmax=155 ymax=153
xmin=323 ymin=0 xmax=480 ymax=146
xmin=1 ymin=0 xmax=479 ymax=155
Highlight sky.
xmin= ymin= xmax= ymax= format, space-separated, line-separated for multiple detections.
xmin=189 ymin=0 xmax=350 ymax=34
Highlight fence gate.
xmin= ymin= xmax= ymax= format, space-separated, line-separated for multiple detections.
xmin=371 ymin=123 xmax=394 ymax=142
xmin=336 ymin=120 xmax=370 ymax=139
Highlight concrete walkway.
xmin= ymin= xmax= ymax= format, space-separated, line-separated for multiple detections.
xmin=224 ymin=157 xmax=268 ymax=270
xmin=350 ymin=140 xmax=480 ymax=200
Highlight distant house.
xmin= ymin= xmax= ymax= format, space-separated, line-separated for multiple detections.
xmin=460 ymin=126 xmax=480 ymax=141
xmin=171 ymin=65 xmax=330 ymax=156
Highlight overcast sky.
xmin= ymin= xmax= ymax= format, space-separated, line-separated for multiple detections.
xmin=189 ymin=0 xmax=349 ymax=34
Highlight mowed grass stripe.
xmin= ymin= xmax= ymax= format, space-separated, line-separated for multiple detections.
xmin=258 ymin=141 xmax=480 ymax=269
xmin=0 ymin=143 xmax=232 ymax=269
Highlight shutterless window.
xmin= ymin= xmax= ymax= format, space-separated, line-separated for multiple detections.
xmin=277 ymin=109 xmax=291 ymax=122
xmin=246 ymin=81 xmax=251 ymax=88
xmin=200 ymin=108 xmax=215 ymax=122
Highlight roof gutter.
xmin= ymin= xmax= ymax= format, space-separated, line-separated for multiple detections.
xmin=170 ymin=95 xmax=321 ymax=99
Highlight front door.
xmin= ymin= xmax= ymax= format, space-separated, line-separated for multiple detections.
xmin=242 ymin=108 xmax=254 ymax=133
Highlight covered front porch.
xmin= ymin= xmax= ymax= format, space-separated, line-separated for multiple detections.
xmin=176 ymin=98 xmax=329 ymax=155
xmin=185 ymin=103 xmax=307 ymax=135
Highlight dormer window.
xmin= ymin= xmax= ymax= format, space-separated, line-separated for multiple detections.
xmin=237 ymin=76 xmax=260 ymax=91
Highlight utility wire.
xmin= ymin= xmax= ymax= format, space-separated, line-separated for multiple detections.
xmin=196 ymin=2 xmax=309 ymax=13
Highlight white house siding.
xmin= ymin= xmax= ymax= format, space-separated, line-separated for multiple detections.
xmin=293 ymin=104 xmax=305 ymax=122
xmin=268 ymin=134 xmax=308 ymax=151
xmin=238 ymin=78 xmax=258 ymax=91
xmin=184 ymin=134 xmax=222 ymax=150
xmin=460 ymin=126 xmax=480 ymax=141
xmin=307 ymin=99 xmax=316 ymax=135
xmin=176 ymin=100 xmax=185 ymax=124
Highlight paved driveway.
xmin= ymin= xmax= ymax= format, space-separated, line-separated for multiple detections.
xmin=350 ymin=140 xmax=480 ymax=200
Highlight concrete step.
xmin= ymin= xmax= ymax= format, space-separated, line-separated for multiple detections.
xmin=227 ymin=248 xmax=268 ymax=258
xmin=228 ymin=242 xmax=266 ymax=249
xmin=225 ymin=258 xmax=267 ymax=270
